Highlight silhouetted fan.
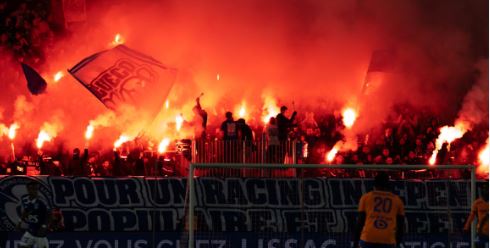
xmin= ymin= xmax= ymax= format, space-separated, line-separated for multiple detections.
xmin=21 ymin=63 xmax=47 ymax=95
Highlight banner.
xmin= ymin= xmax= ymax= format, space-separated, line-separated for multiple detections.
xmin=4 ymin=232 xmax=475 ymax=248
xmin=69 ymin=45 xmax=176 ymax=117
xmin=0 ymin=176 xmax=485 ymax=246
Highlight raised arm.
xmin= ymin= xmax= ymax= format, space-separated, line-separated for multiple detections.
xmin=38 ymin=202 xmax=51 ymax=236
xmin=196 ymin=98 xmax=201 ymax=109
xmin=16 ymin=206 xmax=28 ymax=231
xmin=354 ymin=195 xmax=367 ymax=248
xmin=396 ymin=197 xmax=406 ymax=245
xmin=464 ymin=206 xmax=476 ymax=231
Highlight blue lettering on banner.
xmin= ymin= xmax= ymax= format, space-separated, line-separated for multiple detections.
xmin=0 ymin=176 xmax=486 ymax=244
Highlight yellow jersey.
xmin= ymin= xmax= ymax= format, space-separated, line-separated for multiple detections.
xmin=471 ymin=198 xmax=489 ymax=236
xmin=358 ymin=190 xmax=405 ymax=244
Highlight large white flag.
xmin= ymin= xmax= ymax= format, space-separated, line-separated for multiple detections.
xmin=69 ymin=45 xmax=176 ymax=118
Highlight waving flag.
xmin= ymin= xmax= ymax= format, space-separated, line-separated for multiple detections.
xmin=367 ymin=49 xmax=396 ymax=73
xmin=69 ymin=45 xmax=177 ymax=117
xmin=362 ymin=49 xmax=396 ymax=95
xmin=21 ymin=63 xmax=47 ymax=95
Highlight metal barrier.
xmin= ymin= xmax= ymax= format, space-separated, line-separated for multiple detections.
xmin=190 ymin=139 xmax=298 ymax=177
xmin=192 ymin=139 xmax=298 ymax=164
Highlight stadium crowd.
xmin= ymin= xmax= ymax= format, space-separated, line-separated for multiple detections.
xmin=0 ymin=0 xmax=487 ymax=179
xmin=0 ymin=101 xmax=487 ymax=179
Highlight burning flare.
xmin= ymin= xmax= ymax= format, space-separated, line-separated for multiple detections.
xmin=36 ymin=130 xmax=52 ymax=149
xmin=239 ymin=105 xmax=246 ymax=118
xmin=85 ymin=124 xmax=94 ymax=140
xmin=262 ymin=96 xmax=280 ymax=124
xmin=158 ymin=138 xmax=171 ymax=154
xmin=175 ymin=114 xmax=184 ymax=132
xmin=236 ymin=101 xmax=247 ymax=119
xmin=1 ymin=123 xmax=19 ymax=140
xmin=429 ymin=122 xmax=468 ymax=165
xmin=326 ymin=142 xmax=342 ymax=163
xmin=112 ymin=33 xmax=125 ymax=45
xmin=114 ymin=135 xmax=130 ymax=149
xmin=8 ymin=123 xmax=19 ymax=140
xmin=342 ymin=107 xmax=357 ymax=129
xmin=53 ymin=71 xmax=64 ymax=83
xmin=428 ymin=153 xmax=437 ymax=166
xmin=165 ymin=100 xmax=169 ymax=110
xmin=477 ymin=139 xmax=489 ymax=176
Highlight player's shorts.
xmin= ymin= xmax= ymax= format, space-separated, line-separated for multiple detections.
xmin=19 ymin=231 xmax=48 ymax=248
xmin=359 ymin=240 xmax=396 ymax=248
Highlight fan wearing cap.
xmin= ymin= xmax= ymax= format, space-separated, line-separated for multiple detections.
xmin=353 ymin=172 xmax=405 ymax=248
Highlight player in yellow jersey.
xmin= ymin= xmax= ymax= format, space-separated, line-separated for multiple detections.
xmin=353 ymin=172 xmax=405 ymax=248
xmin=464 ymin=185 xmax=488 ymax=248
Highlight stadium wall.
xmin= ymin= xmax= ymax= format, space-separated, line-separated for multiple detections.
xmin=0 ymin=176 xmax=486 ymax=247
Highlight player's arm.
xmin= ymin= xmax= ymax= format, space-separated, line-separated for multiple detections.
xmin=478 ymin=213 xmax=488 ymax=236
xmin=37 ymin=203 xmax=51 ymax=236
xmin=16 ymin=211 xmax=28 ymax=231
xmin=353 ymin=195 xmax=367 ymax=248
xmin=463 ymin=202 xmax=477 ymax=231
xmin=396 ymin=197 xmax=405 ymax=246
xmin=16 ymin=200 xmax=28 ymax=231
xmin=396 ymin=215 xmax=405 ymax=245
xmin=353 ymin=211 xmax=366 ymax=248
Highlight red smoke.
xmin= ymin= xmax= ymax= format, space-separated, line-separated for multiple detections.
xmin=0 ymin=0 xmax=487 ymax=153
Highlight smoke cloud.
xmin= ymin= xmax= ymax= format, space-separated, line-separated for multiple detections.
xmin=0 ymin=0 xmax=487 ymax=149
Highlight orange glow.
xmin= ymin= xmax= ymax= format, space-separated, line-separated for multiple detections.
xmin=0 ymin=124 xmax=7 ymax=137
xmin=158 ymin=138 xmax=171 ymax=154
xmin=435 ymin=124 xmax=467 ymax=148
xmin=477 ymin=139 xmax=489 ymax=176
xmin=235 ymin=101 xmax=247 ymax=119
xmin=112 ymin=33 xmax=125 ymax=46
xmin=262 ymin=96 xmax=280 ymax=124
xmin=326 ymin=142 xmax=342 ymax=163
xmin=326 ymin=147 xmax=338 ymax=163
xmin=36 ymin=130 xmax=52 ymax=149
xmin=114 ymin=135 xmax=130 ymax=149
xmin=429 ymin=151 xmax=437 ymax=166
xmin=342 ymin=107 xmax=357 ymax=129
xmin=175 ymin=114 xmax=184 ymax=132
xmin=53 ymin=71 xmax=64 ymax=83
xmin=8 ymin=123 xmax=19 ymax=140
xmin=429 ymin=122 xmax=468 ymax=165
xmin=216 ymin=73 xmax=220 ymax=81
xmin=239 ymin=105 xmax=246 ymax=118
xmin=165 ymin=100 xmax=169 ymax=110
xmin=85 ymin=124 xmax=94 ymax=140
